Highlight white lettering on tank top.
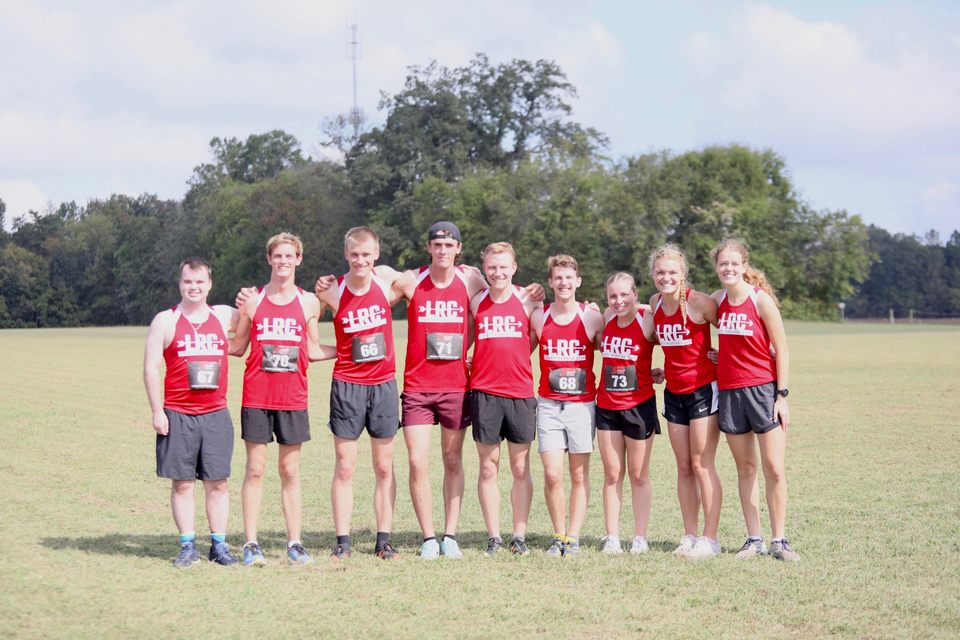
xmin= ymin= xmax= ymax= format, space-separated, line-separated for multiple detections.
xmin=256 ymin=317 xmax=303 ymax=341
xmin=477 ymin=315 xmax=523 ymax=339
xmin=418 ymin=300 xmax=464 ymax=323
xmin=717 ymin=312 xmax=754 ymax=336
xmin=601 ymin=336 xmax=638 ymax=361
xmin=657 ymin=323 xmax=692 ymax=347
xmin=542 ymin=339 xmax=588 ymax=362
xmin=177 ymin=333 xmax=224 ymax=356
xmin=341 ymin=305 xmax=388 ymax=333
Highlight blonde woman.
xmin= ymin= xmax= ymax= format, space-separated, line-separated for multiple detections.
xmin=648 ymin=244 xmax=723 ymax=559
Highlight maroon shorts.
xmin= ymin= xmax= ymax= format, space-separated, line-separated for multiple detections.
xmin=401 ymin=391 xmax=470 ymax=430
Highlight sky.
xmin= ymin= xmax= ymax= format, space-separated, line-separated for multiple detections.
xmin=1 ymin=0 xmax=958 ymax=240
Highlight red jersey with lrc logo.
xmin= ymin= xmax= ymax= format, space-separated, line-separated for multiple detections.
xmin=716 ymin=288 xmax=777 ymax=390
xmin=404 ymin=266 xmax=470 ymax=392
xmin=596 ymin=311 xmax=654 ymax=410
xmin=653 ymin=291 xmax=716 ymax=394
xmin=470 ymin=287 xmax=533 ymax=399
xmin=538 ymin=303 xmax=596 ymax=402
xmin=164 ymin=306 xmax=229 ymax=414
xmin=242 ymin=289 xmax=309 ymax=410
xmin=333 ymin=276 xmax=395 ymax=385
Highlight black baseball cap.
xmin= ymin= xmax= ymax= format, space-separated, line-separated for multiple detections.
xmin=427 ymin=221 xmax=462 ymax=242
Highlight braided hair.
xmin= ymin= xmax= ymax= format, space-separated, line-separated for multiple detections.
xmin=649 ymin=243 xmax=688 ymax=326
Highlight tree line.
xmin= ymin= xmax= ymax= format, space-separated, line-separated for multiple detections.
xmin=1 ymin=54 xmax=957 ymax=328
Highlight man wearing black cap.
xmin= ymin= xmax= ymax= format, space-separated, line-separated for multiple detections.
xmin=316 ymin=221 xmax=542 ymax=559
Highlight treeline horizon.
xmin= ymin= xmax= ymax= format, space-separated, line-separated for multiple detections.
xmin=1 ymin=54 xmax=958 ymax=328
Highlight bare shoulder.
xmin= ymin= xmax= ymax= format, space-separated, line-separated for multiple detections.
xmin=648 ymin=292 xmax=661 ymax=308
xmin=709 ymin=288 xmax=725 ymax=303
xmin=688 ymin=289 xmax=717 ymax=311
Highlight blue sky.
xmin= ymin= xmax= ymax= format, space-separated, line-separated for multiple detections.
xmin=1 ymin=0 xmax=957 ymax=240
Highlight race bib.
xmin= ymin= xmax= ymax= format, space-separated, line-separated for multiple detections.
xmin=426 ymin=332 xmax=463 ymax=360
xmin=261 ymin=344 xmax=299 ymax=372
xmin=603 ymin=364 xmax=637 ymax=392
xmin=548 ymin=368 xmax=587 ymax=395
xmin=187 ymin=361 xmax=221 ymax=390
xmin=352 ymin=333 xmax=387 ymax=363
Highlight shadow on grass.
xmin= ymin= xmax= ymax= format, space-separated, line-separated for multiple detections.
xmin=42 ymin=530 xmax=677 ymax=557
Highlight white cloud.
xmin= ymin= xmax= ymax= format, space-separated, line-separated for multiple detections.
xmin=682 ymin=4 xmax=960 ymax=161
xmin=0 ymin=179 xmax=48 ymax=224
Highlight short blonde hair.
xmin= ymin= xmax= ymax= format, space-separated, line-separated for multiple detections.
xmin=546 ymin=254 xmax=580 ymax=278
xmin=481 ymin=242 xmax=516 ymax=263
xmin=344 ymin=226 xmax=380 ymax=250
xmin=266 ymin=232 xmax=303 ymax=257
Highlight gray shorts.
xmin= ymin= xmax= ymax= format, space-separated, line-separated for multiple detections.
xmin=157 ymin=408 xmax=233 ymax=481
xmin=719 ymin=382 xmax=779 ymax=435
xmin=536 ymin=398 xmax=595 ymax=454
xmin=329 ymin=378 xmax=400 ymax=440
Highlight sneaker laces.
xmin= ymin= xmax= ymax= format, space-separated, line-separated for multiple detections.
xmin=290 ymin=543 xmax=307 ymax=556
xmin=738 ymin=538 xmax=761 ymax=553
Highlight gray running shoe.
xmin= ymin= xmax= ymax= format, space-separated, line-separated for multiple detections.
xmin=562 ymin=538 xmax=581 ymax=557
xmin=509 ymin=536 xmax=530 ymax=556
xmin=600 ymin=536 xmax=623 ymax=555
xmin=208 ymin=541 xmax=239 ymax=566
xmin=242 ymin=542 xmax=266 ymax=567
xmin=545 ymin=536 xmax=564 ymax=557
xmin=173 ymin=541 xmax=200 ymax=568
xmin=629 ymin=536 xmax=649 ymax=555
xmin=287 ymin=543 xmax=314 ymax=565
xmin=735 ymin=537 xmax=768 ymax=559
xmin=440 ymin=536 xmax=463 ymax=560
xmin=685 ymin=536 xmax=721 ymax=560
xmin=484 ymin=537 xmax=504 ymax=557
xmin=673 ymin=534 xmax=698 ymax=557
xmin=770 ymin=538 xmax=801 ymax=562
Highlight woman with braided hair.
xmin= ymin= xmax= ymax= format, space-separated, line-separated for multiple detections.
xmin=648 ymin=244 xmax=724 ymax=559
xmin=710 ymin=237 xmax=799 ymax=561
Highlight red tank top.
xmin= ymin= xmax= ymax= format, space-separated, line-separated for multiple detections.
xmin=242 ymin=289 xmax=309 ymax=410
xmin=163 ymin=306 xmax=229 ymax=414
xmin=470 ymin=287 xmax=533 ymax=399
xmin=653 ymin=291 xmax=717 ymax=394
xmin=716 ymin=288 xmax=777 ymax=390
xmin=333 ymin=276 xmax=396 ymax=385
xmin=538 ymin=303 xmax=596 ymax=402
xmin=596 ymin=311 xmax=654 ymax=410
xmin=404 ymin=266 xmax=470 ymax=392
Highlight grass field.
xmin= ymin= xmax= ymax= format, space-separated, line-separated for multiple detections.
xmin=1 ymin=321 xmax=958 ymax=639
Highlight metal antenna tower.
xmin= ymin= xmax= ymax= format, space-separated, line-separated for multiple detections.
xmin=347 ymin=12 xmax=362 ymax=142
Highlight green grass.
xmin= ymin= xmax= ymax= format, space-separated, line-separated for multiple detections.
xmin=1 ymin=321 xmax=958 ymax=639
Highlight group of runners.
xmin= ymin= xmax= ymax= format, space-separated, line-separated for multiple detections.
xmin=143 ymin=221 xmax=800 ymax=568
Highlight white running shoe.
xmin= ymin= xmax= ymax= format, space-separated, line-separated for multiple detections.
xmin=685 ymin=536 xmax=721 ymax=560
xmin=672 ymin=534 xmax=698 ymax=557
xmin=600 ymin=536 xmax=624 ymax=555
xmin=629 ymin=536 xmax=649 ymax=555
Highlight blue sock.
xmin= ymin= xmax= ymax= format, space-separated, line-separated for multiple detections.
xmin=179 ymin=532 xmax=196 ymax=545
xmin=211 ymin=532 xmax=226 ymax=545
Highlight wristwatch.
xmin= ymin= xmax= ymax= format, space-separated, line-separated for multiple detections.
xmin=776 ymin=388 xmax=789 ymax=398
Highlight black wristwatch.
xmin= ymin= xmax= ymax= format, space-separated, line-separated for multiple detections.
xmin=776 ymin=388 xmax=789 ymax=398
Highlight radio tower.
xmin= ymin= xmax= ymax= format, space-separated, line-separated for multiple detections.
xmin=347 ymin=14 xmax=362 ymax=143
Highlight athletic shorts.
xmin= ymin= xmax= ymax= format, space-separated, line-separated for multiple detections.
xmin=471 ymin=391 xmax=536 ymax=445
xmin=718 ymin=382 xmax=780 ymax=435
xmin=663 ymin=381 xmax=719 ymax=426
xmin=536 ymin=398 xmax=595 ymax=454
xmin=329 ymin=378 xmax=400 ymax=440
xmin=241 ymin=408 xmax=311 ymax=445
xmin=157 ymin=408 xmax=233 ymax=481
xmin=596 ymin=396 xmax=660 ymax=441
xmin=401 ymin=391 xmax=470 ymax=430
